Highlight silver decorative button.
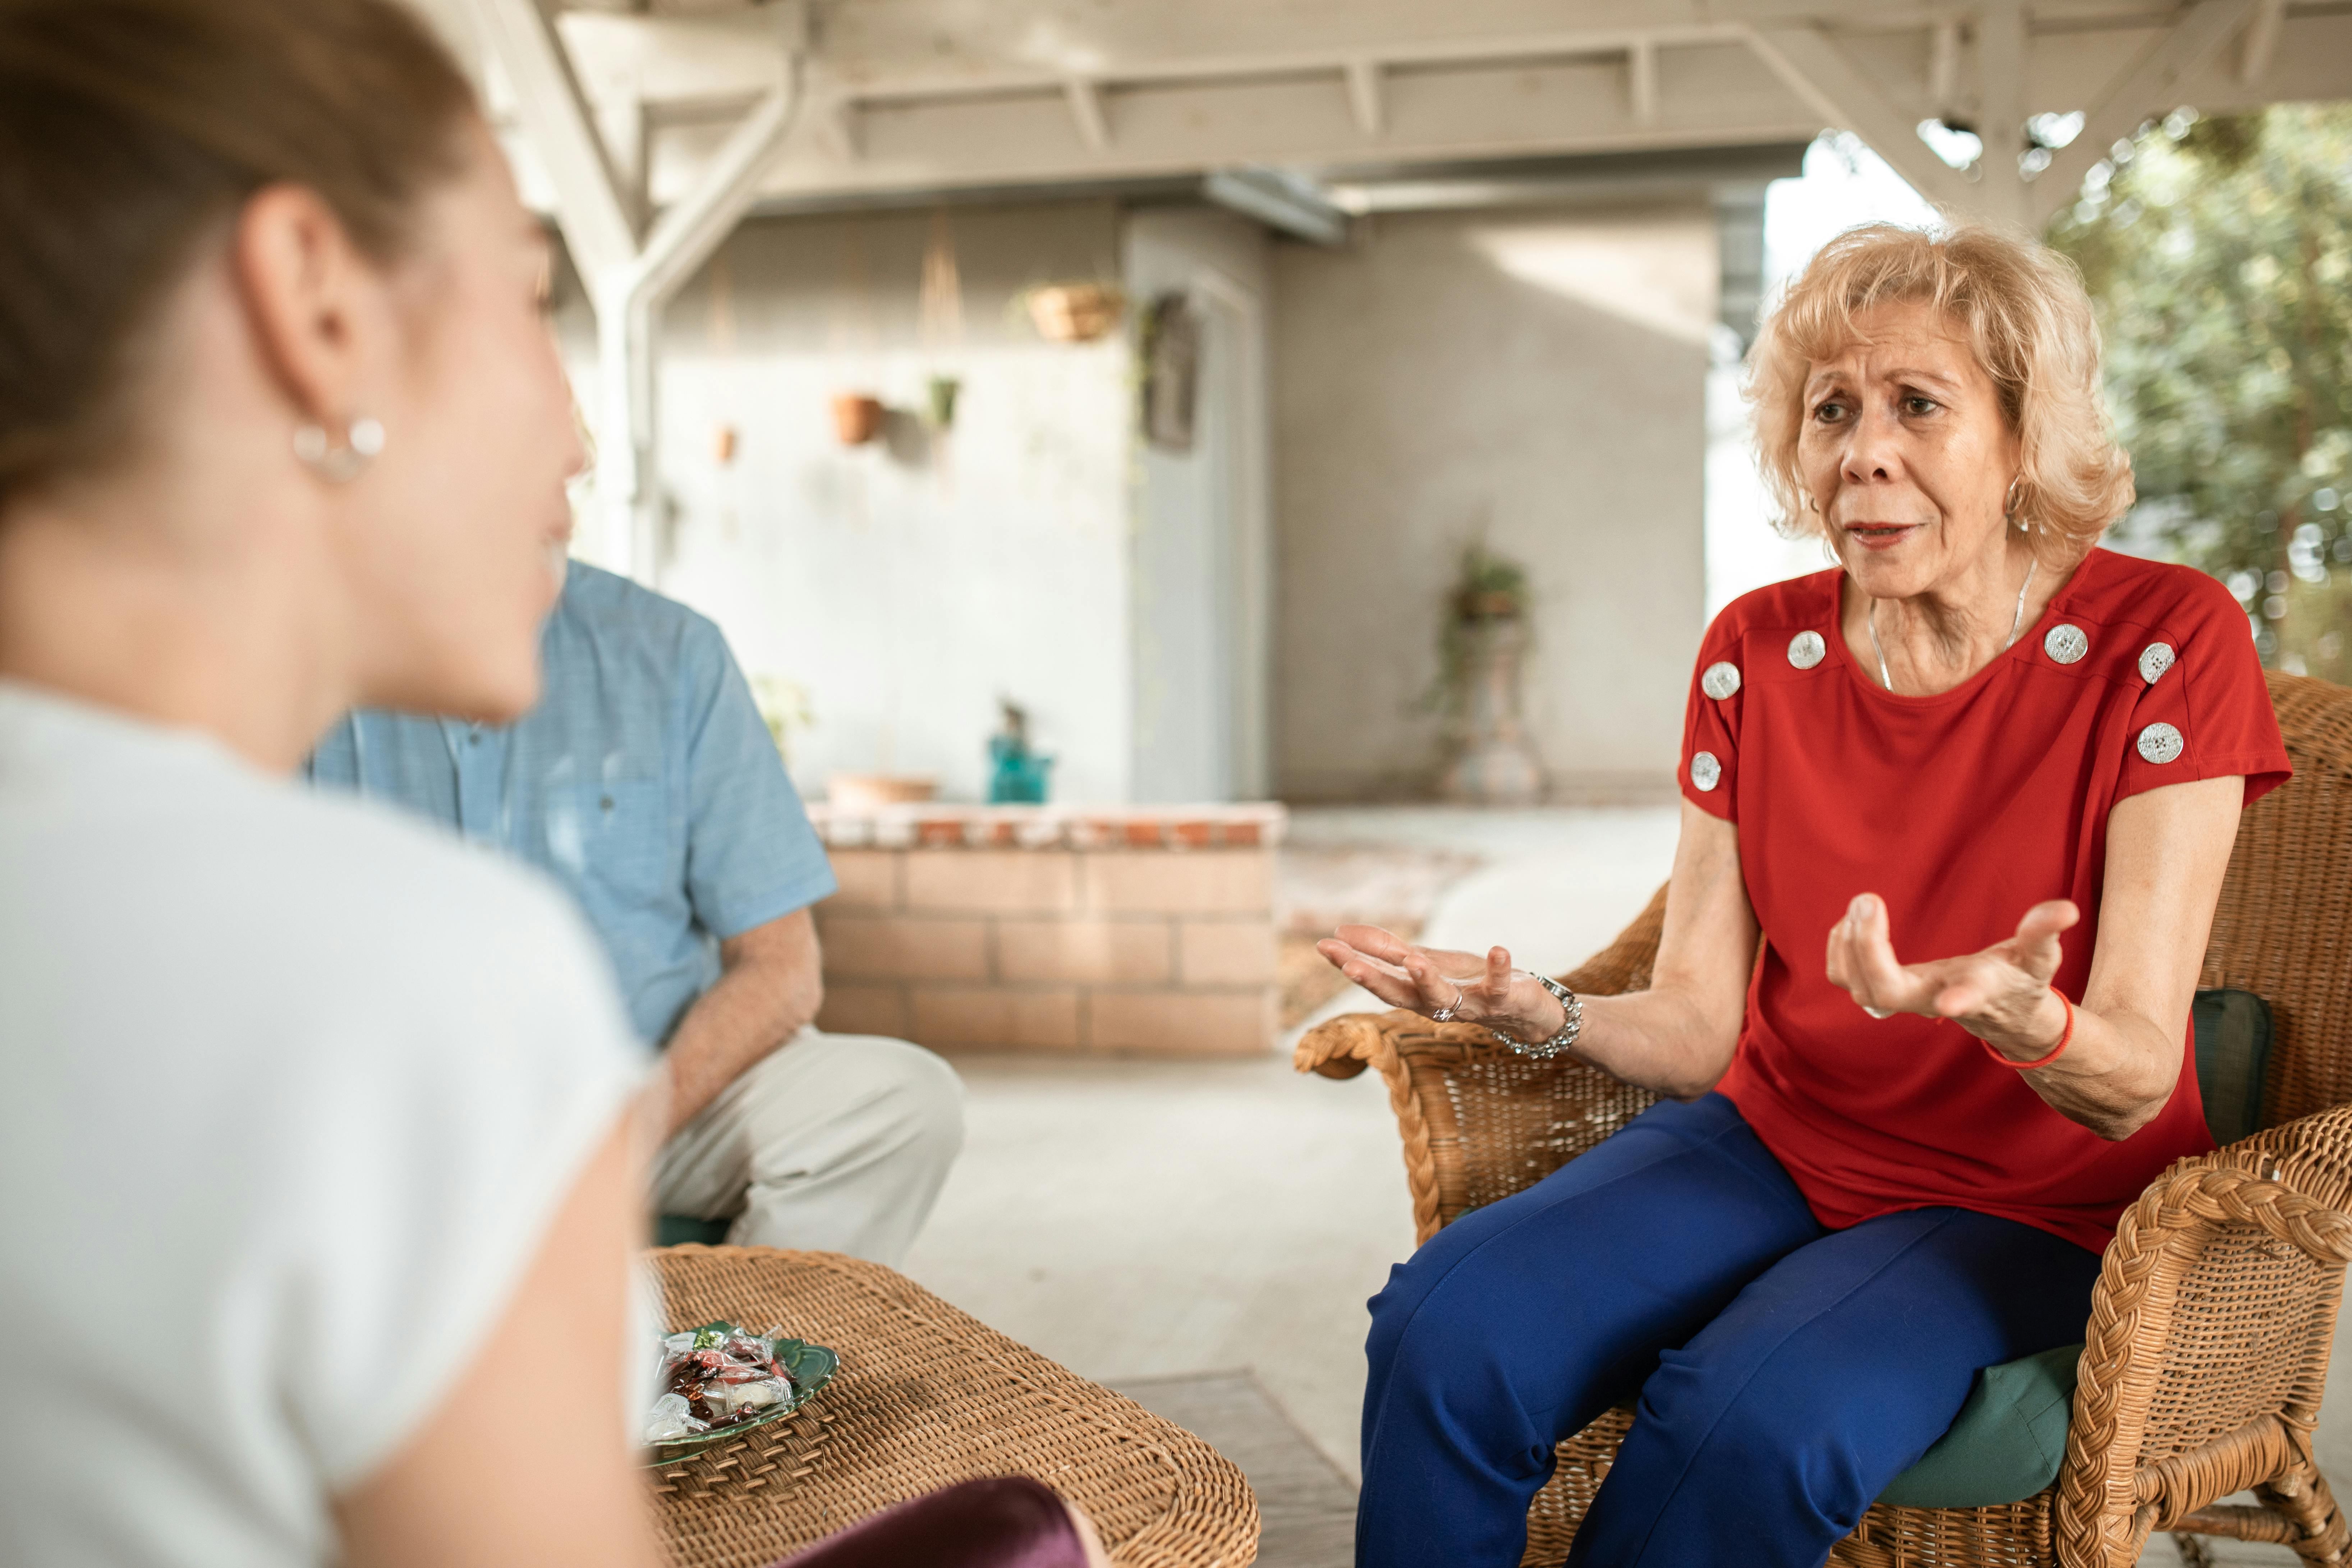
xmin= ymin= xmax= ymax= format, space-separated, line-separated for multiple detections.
xmin=2137 ymin=722 xmax=2185 ymax=764
xmin=1690 ymin=751 xmax=1722 ymax=791
xmin=2044 ymin=623 xmax=2090 ymax=665
xmin=1787 ymin=630 xmax=1826 ymax=670
xmin=1701 ymin=661 xmax=1742 ymax=700
xmin=2139 ymin=642 xmax=2176 ymax=684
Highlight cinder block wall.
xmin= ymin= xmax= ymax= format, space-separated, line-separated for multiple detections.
xmin=811 ymin=806 xmax=1283 ymax=1056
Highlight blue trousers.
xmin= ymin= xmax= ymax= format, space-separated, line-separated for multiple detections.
xmin=1358 ymin=1094 xmax=2102 ymax=1568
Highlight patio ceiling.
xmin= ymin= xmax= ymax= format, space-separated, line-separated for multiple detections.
xmin=426 ymin=0 xmax=2352 ymax=582
xmin=437 ymin=0 xmax=2352 ymax=233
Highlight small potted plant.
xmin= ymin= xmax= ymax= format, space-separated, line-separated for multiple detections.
xmin=986 ymin=699 xmax=1053 ymax=804
xmin=924 ymin=374 xmax=961 ymax=430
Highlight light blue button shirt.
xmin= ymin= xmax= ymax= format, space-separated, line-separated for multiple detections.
xmin=308 ymin=562 xmax=836 ymax=1046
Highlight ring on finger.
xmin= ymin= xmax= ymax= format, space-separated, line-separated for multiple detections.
xmin=1430 ymin=979 xmax=1471 ymax=1024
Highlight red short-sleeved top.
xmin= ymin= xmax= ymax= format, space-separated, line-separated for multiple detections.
xmin=1682 ymin=549 xmax=2291 ymax=1252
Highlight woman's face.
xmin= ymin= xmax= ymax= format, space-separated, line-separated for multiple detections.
xmin=337 ymin=121 xmax=583 ymax=722
xmin=1796 ymin=299 xmax=2022 ymax=600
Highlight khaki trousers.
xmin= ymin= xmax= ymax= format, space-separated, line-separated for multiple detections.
xmin=651 ymin=1028 xmax=964 ymax=1268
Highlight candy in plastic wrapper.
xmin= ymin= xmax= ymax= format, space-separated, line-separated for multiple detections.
xmin=643 ymin=1392 xmax=707 ymax=1443
xmin=645 ymin=1321 xmax=800 ymax=1447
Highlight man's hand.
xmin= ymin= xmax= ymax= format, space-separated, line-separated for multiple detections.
xmin=1824 ymin=893 xmax=2076 ymax=1061
xmin=658 ymin=909 xmax=823 ymax=1138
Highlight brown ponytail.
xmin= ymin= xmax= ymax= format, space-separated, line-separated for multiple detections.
xmin=0 ymin=0 xmax=479 ymax=504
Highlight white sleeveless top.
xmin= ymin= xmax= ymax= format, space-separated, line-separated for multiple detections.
xmin=0 ymin=683 xmax=647 ymax=1566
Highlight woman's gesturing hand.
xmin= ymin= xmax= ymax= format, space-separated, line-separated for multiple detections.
xmin=1824 ymin=893 xmax=2078 ymax=1057
xmin=1315 ymin=925 xmax=1569 ymax=1045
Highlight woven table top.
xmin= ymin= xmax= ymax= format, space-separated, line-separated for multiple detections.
xmin=649 ymin=1246 xmax=1260 ymax=1568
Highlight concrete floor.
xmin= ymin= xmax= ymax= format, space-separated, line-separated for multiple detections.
xmin=896 ymin=805 xmax=2349 ymax=1565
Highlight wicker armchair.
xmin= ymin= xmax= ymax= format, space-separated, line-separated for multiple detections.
xmin=1298 ymin=670 xmax=2352 ymax=1568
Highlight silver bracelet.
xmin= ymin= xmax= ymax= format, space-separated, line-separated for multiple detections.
xmin=1489 ymin=972 xmax=1584 ymax=1059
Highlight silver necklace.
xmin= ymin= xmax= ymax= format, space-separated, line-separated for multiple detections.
xmin=1866 ymin=558 xmax=2038 ymax=691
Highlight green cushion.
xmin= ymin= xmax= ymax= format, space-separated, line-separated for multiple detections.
xmin=1876 ymin=1344 xmax=2082 ymax=1508
xmin=656 ymin=1213 xmax=731 ymax=1247
xmin=2192 ymin=987 xmax=2273 ymax=1145
xmin=1873 ymin=989 xmax=2273 ymax=1508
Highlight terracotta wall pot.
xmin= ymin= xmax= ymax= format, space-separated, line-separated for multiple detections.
xmin=1455 ymin=591 xmax=1524 ymax=621
xmin=830 ymin=394 xmax=885 ymax=446
xmin=1026 ymin=284 xmax=1125 ymax=344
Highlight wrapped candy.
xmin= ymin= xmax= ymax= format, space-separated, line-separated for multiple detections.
xmin=644 ymin=1321 xmax=800 ymax=1447
xmin=644 ymin=1393 xmax=704 ymax=1443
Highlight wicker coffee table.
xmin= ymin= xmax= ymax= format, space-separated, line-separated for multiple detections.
xmin=648 ymin=1246 xmax=1260 ymax=1568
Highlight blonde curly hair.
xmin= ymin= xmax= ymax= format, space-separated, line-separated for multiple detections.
xmin=1746 ymin=224 xmax=2135 ymax=567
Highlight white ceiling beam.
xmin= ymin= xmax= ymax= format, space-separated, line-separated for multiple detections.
xmin=1344 ymin=58 xmax=1386 ymax=138
xmin=2239 ymin=0 xmax=2286 ymax=83
xmin=626 ymin=76 xmax=799 ymax=306
xmin=1202 ymin=169 xmax=1349 ymax=244
xmin=597 ymin=70 xmax=798 ymax=576
xmin=740 ymin=46 xmax=1821 ymax=202
xmin=493 ymin=0 xmax=2352 ymax=218
xmin=1629 ymin=40 xmax=1662 ymax=126
xmin=1975 ymin=0 xmax=2031 ymax=229
xmin=1745 ymin=24 xmax=1983 ymax=214
xmin=1064 ymin=78 xmax=1111 ymax=151
xmin=466 ymin=0 xmax=801 ymax=581
xmin=1927 ymin=20 xmax=1961 ymax=114
xmin=465 ymin=0 xmax=638 ymax=278
xmin=2028 ymin=0 xmax=2254 ymax=226
xmin=799 ymin=0 xmax=2208 ymax=88
xmin=829 ymin=27 xmax=1742 ymax=106
xmin=810 ymin=94 xmax=861 ymax=161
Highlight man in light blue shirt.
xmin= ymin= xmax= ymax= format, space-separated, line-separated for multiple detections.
xmin=311 ymin=560 xmax=962 ymax=1265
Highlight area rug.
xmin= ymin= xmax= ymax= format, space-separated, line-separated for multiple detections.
xmin=1109 ymin=1371 xmax=1355 ymax=1568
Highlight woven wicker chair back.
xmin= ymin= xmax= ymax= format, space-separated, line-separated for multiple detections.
xmin=2205 ymin=672 xmax=2352 ymax=1129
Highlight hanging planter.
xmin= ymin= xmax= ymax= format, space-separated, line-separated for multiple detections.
xmin=1024 ymin=282 xmax=1126 ymax=344
xmin=830 ymin=393 xmax=885 ymax=446
xmin=924 ymin=375 xmax=962 ymax=430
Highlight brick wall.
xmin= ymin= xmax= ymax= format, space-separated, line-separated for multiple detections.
xmin=810 ymin=806 xmax=1283 ymax=1056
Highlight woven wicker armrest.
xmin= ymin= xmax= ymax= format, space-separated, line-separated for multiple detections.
xmin=1293 ymin=882 xmax=1673 ymax=1080
xmin=2057 ymin=1103 xmax=2352 ymax=1568
xmin=1294 ymin=886 xmax=1672 ymax=1243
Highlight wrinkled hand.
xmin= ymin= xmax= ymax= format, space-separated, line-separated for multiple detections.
xmin=1315 ymin=925 xmax=1566 ymax=1044
xmin=1824 ymin=893 xmax=2077 ymax=1052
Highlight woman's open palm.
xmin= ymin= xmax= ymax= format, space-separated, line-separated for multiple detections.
xmin=1316 ymin=926 xmax=1566 ymax=1045
xmin=1824 ymin=892 xmax=2077 ymax=1049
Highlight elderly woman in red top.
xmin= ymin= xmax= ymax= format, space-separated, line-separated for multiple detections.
xmin=1322 ymin=223 xmax=2290 ymax=1568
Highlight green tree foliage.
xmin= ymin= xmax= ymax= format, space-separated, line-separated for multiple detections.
xmin=2049 ymin=104 xmax=2352 ymax=679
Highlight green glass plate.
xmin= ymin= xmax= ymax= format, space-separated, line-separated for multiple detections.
xmin=644 ymin=1324 xmax=839 ymax=1467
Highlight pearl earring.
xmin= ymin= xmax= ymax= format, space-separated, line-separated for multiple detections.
xmin=293 ymin=416 xmax=385 ymax=483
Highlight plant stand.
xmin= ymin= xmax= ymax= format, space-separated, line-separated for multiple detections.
xmin=1438 ymin=615 xmax=1544 ymax=805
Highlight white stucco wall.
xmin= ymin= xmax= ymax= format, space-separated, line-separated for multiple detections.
xmin=1271 ymin=202 xmax=1716 ymax=800
xmin=561 ymin=202 xmax=1138 ymax=804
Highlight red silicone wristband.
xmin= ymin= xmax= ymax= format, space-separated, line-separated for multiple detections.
xmin=1984 ymin=990 xmax=2073 ymax=1070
